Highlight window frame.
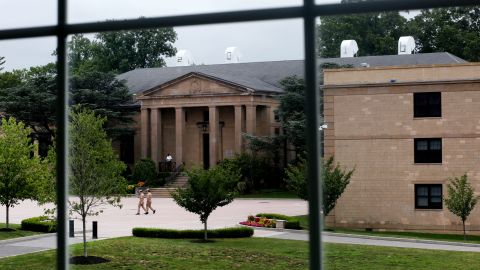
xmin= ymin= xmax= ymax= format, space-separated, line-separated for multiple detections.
xmin=414 ymin=138 xmax=442 ymax=164
xmin=0 ymin=1 xmax=475 ymax=269
xmin=414 ymin=92 xmax=442 ymax=118
xmin=415 ymin=184 xmax=443 ymax=209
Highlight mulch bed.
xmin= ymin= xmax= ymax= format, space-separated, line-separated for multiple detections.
xmin=69 ymin=256 xmax=110 ymax=265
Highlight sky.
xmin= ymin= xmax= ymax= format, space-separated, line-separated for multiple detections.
xmin=0 ymin=0 xmax=315 ymax=71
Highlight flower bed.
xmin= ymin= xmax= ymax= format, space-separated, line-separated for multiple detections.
xmin=239 ymin=215 xmax=276 ymax=228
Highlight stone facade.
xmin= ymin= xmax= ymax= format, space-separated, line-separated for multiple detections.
xmin=323 ymin=63 xmax=480 ymax=231
xmin=131 ymin=73 xmax=278 ymax=169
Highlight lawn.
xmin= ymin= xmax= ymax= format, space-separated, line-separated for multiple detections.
xmin=294 ymin=215 xmax=480 ymax=244
xmin=1 ymin=237 xmax=480 ymax=269
xmin=0 ymin=223 xmax=42 ymax=241
xmin=236 ymin=189 xmax=299 ymax=199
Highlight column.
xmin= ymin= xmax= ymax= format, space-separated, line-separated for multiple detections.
xmin=140 ymin=108 xmax=149 ymax=158
xmin=175 ymin=107 xmax=185 ymax=166
xmin=209 ymin=106 xmax=219 ymax=167
xmin=246 ymin=105 xmax=256 ymax=135
xmin=150 ymin=108 xmax=161 ymax=169
xmin=234 ymin=105 xmax=243 ymax=154
xmin=265 ymin=106 xmax=274 ymax=136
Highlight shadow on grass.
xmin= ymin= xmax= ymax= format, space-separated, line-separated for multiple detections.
xmin=70 ymin=256 xmax=110 ymax=265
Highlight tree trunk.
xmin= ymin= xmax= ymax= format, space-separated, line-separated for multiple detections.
xmin=82 ymin=215 xmax=88 ymax=257
xmin=463 ymin=220 xmax=466 ymax=241
xmin=5 ymin=205 xmax=9 ymax=229
xmin=204 ymin=220 xmax=208 ymax=241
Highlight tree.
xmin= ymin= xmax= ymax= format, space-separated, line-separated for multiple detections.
xmin=0 ymin=64 xmax=134 ymax=140
xmin=0 ymin=69 xmax=25 ymax=89
xmin=0 ymin=64 xmax=57 ymax=138
xmin=444 ymin=174 xmax=479 ymax=240
xmin=69 ymin=108 xmax=127 ymax=258
xmin=68 ymin=27 xmax=177 ymax=74
xmin=0 ymin=118 xmax=46 ymax=229
xmin=171 ymin=166 xmax=241 ymax=241
xmin=317 ymin=7 xmax=410 ymax=57
xmin=285 ymin=156 xmax=354 ymax=216
xmin=409 ymin=7 xmax=480 ymax=61
xmin=70 ymin=71 xmax=134 ymax=138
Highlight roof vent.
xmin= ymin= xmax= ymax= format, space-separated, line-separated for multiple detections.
xmin=340 ymin=40 xmax=358 ymax=58
xmin=225 ymin=47 xmax=242 ymax=64
xmin=176 ymin=50 xmax=195 ymax=66
xmin=398 ymin=36 xmax=415 ymax=55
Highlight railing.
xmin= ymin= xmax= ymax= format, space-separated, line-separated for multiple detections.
xmin=158 ymin=161 xmax=176 ymax=172
xmin=164 ymin=163 xmax=184 ymax=186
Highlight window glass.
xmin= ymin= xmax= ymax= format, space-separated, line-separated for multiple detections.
xmin=0 ymin=0 xmax=56 ymax=30
xmin=68 ymin=0 xmax=301 ymax=24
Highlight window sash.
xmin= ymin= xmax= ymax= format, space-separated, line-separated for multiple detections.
xmin=415 ymin=138 xmax=442 ymax=163
xmin=415 ymin=184 xmax=443 ymax=209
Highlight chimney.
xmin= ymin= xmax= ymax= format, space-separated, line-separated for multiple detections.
xmin=398 ymin=36 xmax=415 ymax=55
xmin=225 ymin=47 xmax=242 ymax=64
xmin=340 ymin=40 xmax=358 ymax=58
xmin=176 ymin=50 xmax=195 ymax=66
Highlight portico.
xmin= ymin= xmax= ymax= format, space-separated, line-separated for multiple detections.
xmin=136 ymin=72 xmax=278 ymax=169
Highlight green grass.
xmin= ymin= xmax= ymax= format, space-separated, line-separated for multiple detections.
xmin=293 ymin=215 xmax=480 ymax=244
xmin=1 ymin=237 xmax=480 ymax=269
xmin=236 ymin=189 xmax=299 ymax=199
xmin=0 ymin=223 xmax=42 ymax=241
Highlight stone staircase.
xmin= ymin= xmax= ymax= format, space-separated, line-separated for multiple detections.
xmin=149 ymin=175 xmax=188 ymax=198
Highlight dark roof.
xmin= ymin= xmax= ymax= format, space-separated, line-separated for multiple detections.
xmin=117 ymin=52 xmax=467 ymax=95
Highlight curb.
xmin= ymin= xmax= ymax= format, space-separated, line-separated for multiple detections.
xmin=323 ymin=231 xmax=480 ymax=248
xmin=0 ymin=233 xmax=56 ymax=245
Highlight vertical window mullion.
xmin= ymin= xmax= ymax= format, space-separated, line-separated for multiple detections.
xmin=56 ymin=0 xmax=68 ymax=269
xmin=303 ymin=1 xmax=322 ymax=270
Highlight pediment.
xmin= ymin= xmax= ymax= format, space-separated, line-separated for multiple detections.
xmin=143 ymin=73 xmax=248 ymax=97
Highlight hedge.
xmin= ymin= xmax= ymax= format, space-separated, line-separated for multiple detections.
xmin=21 ymin=216 xmax=57 ymax=233
xmin=255 ymin=213 xmax=301 ymax=229
xmin=132 ymin=227 xmax=254 ymax=239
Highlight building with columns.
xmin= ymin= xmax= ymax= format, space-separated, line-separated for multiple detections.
xmin=117 ymin=60 xmax=303 ymax=169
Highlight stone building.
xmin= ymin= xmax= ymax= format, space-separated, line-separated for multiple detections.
xmin=324 ymin=62 xmax=480 ymax=231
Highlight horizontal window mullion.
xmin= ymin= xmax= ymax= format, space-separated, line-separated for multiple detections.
xmin=1 ymin=0 xmax=478 ymax=40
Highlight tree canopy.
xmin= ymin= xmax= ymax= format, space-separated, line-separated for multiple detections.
xmin=0 ymin=64 xmax=134 ymax=139
xmin=318 ymin=4 xmax=480 ymax=61
xmin=68 ymin=27 xmax=177 ymax=75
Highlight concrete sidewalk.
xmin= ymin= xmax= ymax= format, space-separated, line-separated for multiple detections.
xmin=254 ymin=229 xmax=480 ymax=253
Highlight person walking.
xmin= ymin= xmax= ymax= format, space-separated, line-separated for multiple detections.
xmin=165 ymin=153 xmax=173 ymax=171
xmin=145 ymin=189 xmax=156 ymax=214
xmin=136 ymin=190 xmax=147 ymax=215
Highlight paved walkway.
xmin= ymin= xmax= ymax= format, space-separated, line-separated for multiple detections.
xmin=2 ymin=198 xmax=480 ymax=258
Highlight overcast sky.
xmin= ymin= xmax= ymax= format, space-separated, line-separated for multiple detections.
xmin=1 ymin=0 xmax=333 ymax=71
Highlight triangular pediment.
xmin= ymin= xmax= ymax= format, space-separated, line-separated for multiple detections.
xmin=143 ymin=72 xmax=250 ymax=97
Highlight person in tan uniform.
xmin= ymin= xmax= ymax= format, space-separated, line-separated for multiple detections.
xmin=145 ymin=189 xmax=156 ymax=214
xmin=136 ymin=190 xmax=147 ymax=215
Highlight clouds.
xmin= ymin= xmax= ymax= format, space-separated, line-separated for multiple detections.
xmin=1 ymin=0 xmax=307 ymax=71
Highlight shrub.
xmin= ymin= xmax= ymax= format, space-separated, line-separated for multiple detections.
xmin=132 ymin=227 xmax=253 ymax=239
xmin=132 ymin=159 xmax=157 ymax=185
xmin=256 ymin=213 xmax=301 ymax=229
xmin=21 ymin=216 xmax=56 ymax=233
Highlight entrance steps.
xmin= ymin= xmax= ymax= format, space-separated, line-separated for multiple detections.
xmin=149 ymin=175 xmax=188 ymax=198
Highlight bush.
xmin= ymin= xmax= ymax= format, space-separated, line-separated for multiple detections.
xmin=132 ymin=227 xmax=254 ymax=239
xmin=21 ymin=216 xmax=56 ymax=233
xmin=219 ymin=153 xmax=281 ymax=193
xmin=256 ymin=213 xmax=301 ymax=229
xmin=132 ymin=159 xmax=157 ymax=185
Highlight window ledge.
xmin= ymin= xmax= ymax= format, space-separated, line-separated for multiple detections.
xmin=413 ymin=163 xmax=443 ymax=165
xmin=414 ymin=209 xmax=443 ymax=212
xmin=413 ymin=117 xmax=442 ymax=120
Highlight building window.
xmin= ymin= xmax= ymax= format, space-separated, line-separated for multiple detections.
xmin=414 ymin=92 xmax=441 ymax=117
xmin=414 ymin=138 xmax=442 ymax=163
xmin=415 ymin=184 xmax=442 ymax=209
